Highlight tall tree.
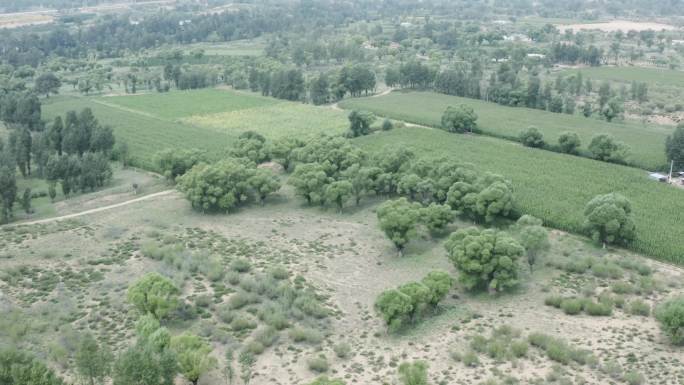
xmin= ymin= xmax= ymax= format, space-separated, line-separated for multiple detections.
xmin=76 ymin=334 xmax=113 ymax=385
xmin=666 ymin=124 xmax=684 ymax=170
xmin=34 ymin=72 xmax=61 ymax=97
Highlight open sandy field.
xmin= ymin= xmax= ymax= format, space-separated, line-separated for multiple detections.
xmin=0 ymin=12 xmax=54 ymax=29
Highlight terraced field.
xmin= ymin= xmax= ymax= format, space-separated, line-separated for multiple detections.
xmin=354 ymin=126 xmax=684 ymax=263
xmin=340 ymin=91 xmax=672 ymax=170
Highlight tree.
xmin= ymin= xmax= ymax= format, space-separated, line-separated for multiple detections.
xmin=375 ymin=289 xmax=413 ymax=331
xmin=517 ymin=218 xmax=550 ymax=271
xmin=0 ymin=155 xmax=17 ymax=224
xmin=21 ymin=188 xmax=31 ymax=214
xmin=441 ymin=105 xmax=477 ymax=133
xmin=348 ymin=110 xmax=375 ymax=137
xmin=155 ymin=148 xmax=205 ymax=182
xmin=655 ymin=296 xmax=684 ymax=345
xmin=270 ymin=137 xmax=304 ymax=171
xmin=558 ymin=132 xmax=581 ymax=154
xmin=444 ymin=227 xmax=524 ymax=292
xmin=588 ymin=134 xmax=629 ymax=163
xmin=341 ymin=163 xmax=375 ymax=205
xmin=309 ymin=74 xmax=331 ymax=105
xmin=34 ymin=72 xmax=61 ymax=97
xmin=115 ymin=140 xmax=129 ymax=168
xmin=15 ymin=127 xmax=32 ymax=176
xmin=600 ymin=97 xmax=624 ymax=122
xmin=76 ymin=334 xmax=113 ymax=385
xmin=288 ymin=162 xmax=329 ymax=205
xmin=0 ymin=349 xmax=66 ymax=385
xmin=519 ymin=126 xmax=545 ymax=148
xmin=420 ymin=271 xmax=453 ymax=306
xmin=230 ymin=131 xmax=270 ymax=164
xmin=582 ymin=102 xmax=593 ymax=117
xmin=381 ymin=119 xmax=394 ymax=131
xmin=90 ymin=125 xmax=115 ymax=154
xmin=583 ymin=193 xmax=636 ymax=247
xmin=248 ymin=168 xmax=280 ymax=205
xmin=113 ymin=342 xmax=177 ymax=385
xmin=127 ymin=272 xmax=180 ymax=320
xmin=170 ymin=334 xmax=217 ymax=385
xmin=376 ymin=198 xmax=422 ymax=254
xmin=475 ymin=177 xmax=514 ymax=223
xmin=177 ymin=159 xmax=256 ymax=213
xmin=398 ymin=282 xmax=431 ymax=320
xmin=398 ymin=361 xmax=428 ymax=385
xmin=325 ymin=180 xmax=353 ymax=212
xmin=666 ymin=124 xmax=684 ymax=170
xmin=420 ymin=203 xmax=454 ymax=234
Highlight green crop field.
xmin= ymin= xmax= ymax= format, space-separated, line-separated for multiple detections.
xmin=340 ymin=91 xmax=672 ymax=170
xmin=184 ymin=103 xmax=348 ymax=139
xmin=100 ymin=89 xmax=279 ymax=120
xmin=42 ymin=96 xmax=233 ymax=169
xmin=354 ymin=126 xmax=684 ymax=263
xmin=561 ymin=66 xmax=684 ymax=87
xmin=42 ymin=89 xmax=348 ymax=168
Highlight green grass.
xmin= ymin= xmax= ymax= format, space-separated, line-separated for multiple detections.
xmin=354 ymin=126 xmax=684 ymax=263
xmin=340 ymin=91 xmax=672 ymax=170
xmin=561 ymin=66 xmax=684 ymax=88
xmin=100 ymin=88 xmax=279 ymax=120
xmin=184 ymin=102 xmax=348 ymax=139
xmin=42 ymin=96 xmax=233 ymax=169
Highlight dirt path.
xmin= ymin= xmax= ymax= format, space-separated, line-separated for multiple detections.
xmin=6 ymin=190 xmax=176 ymax=227
xmin=330 ymin=88 xmax=394 ymax=111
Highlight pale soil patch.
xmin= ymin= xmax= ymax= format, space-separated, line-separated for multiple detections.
xmin=0 ymin=12 xmax=54 ymax=29
xmin=557 ymin=20 xmax=679 ymax=33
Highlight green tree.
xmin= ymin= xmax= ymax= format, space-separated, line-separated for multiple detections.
xmin=420 ymin=203 xmax=454 ymax=234
xmin=288 ymin=162 xmax=329 ymax=205
xmin=421 ymin=271 xmax=453 ymax=306
xmin=248 ymin=168 xmax=280 ymax=205
xmin=398 ymin=361 xmax=428 ymax=385
xmin=90 ymin=124 xmax=116 ymax=154
xmin=270 ymin=137 xmax=304 ymax=171
xmin=519 ymin=126 xmax=545 ymax=148
xmin=0 ymin=154 xmax=17 ymax=224
xmin=445 ymin=227 xmax=523 ymax=292
xmin=398 ymin=282 xmax=431 ymax=320
xmin=115 ymin=140 xmax=130 ymax=168
xmin=375 ymin=289 xmax=413 ymax=331
xmin=348 ymin=110 xmax=375 ymax=137
xmin=475 ymin=177 xmax=514 ymax=222
xmin=325 ymin=180 xmax=353 ymax=212
xmin=21 ymin=188 xmax=31 ymax=214
xmin=48 ymin=116 xmax=64 ymax=155
xmin=341 ymin=163 xmax=375 ymax=205
xmin=588 ymin=134 xmax=629 ymax=163
xmin=177 ymin=158 xmax=256 ymax=212
xmin=309 ymin=74 xmax=331 ymax=105
xmin=127 ymin=273 xmax=180 ymax=320
xmin=441 ymin=105 xmax=477 ymax=133
xmin=655 ymin=296 xmax=684 ymax=345
xmin=665 ymin=124 xmax=684 ymax=170
xmin=600 ymin=97 xmax=624 ymax=122
xmin=34 ymin=72 xmax=61 ymax=97
xmin=170 ymin=334 xmax=217 ymax=385
xmin=376 ymin=198 xmax=423 ymax=254
xmin=113 ymin=342 xmax=177 ymax=385
xmin=155 ymin=148 xmax=205 ymax=182
xmin=517 ymin=217 xmax=550 ymax=271
xmin=0 ymin=349 xmax=66 ymax=385
xmin=230 ymin=131 xmax=270 ymax=163
xmin=558 ymin=132 xmax=581 ymax=154
xmin=76 ymin=334 xmax=113 ymax=385
xmin=583 ymin=193 xmax=636 ymax=247
xmin=582 ymin=102 xmax=593 ymax=117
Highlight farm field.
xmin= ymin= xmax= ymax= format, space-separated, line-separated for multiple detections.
xmin=561 ymin=66 xmax=684 ymax=88
xmin=2 ymin=181 xmax=683 ymax=385
xmin=340 ymin=91 xmax=672 ymax=170
xmin=354 ymin=126 xmax=684 ymax=263
xmin=41 ymin=89 xmax=348 ymax=168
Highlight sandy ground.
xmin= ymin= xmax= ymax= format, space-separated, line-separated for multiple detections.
xmin=557 ymin=20 xmax=679 ymax=33
xmin=0 ymin=13 xmax=54 ymax=29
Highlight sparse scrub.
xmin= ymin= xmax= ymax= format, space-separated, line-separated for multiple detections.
xmin=307 ymin=355 xmax=329 ymax=373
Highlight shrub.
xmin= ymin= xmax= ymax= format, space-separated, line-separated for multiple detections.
xmin=558 ymin=132 xmax=581 ymax=154
xmin=244 ymin=340 xmax=265 ymax=355
xmin=519 ymin=126 xmax=545 ymax=148
xmin=441 ymin=104 xmax=478 ymax=133
xmin=623 ymin=370 xmax=645 ymax=385
xmin=591 ymin=261 xmax=623 ymax=279
xmin=382 ymin=119 xmax=394 ymax=131
xmin=610 ymin=281 xmax=633 ymax=295
xmin=231 ymin=258 xmax=251 ymax=273
xmin=333 ymin=342 xmax=351 ymax=359
xmin=230 ymin=315 xmax=257 ymax=331
xmin=254 ymin=327 xmax=279 ymax=347
xmin=628 ymin=300 xmax=650 ymax=316
xmin=462 ymin=350 xmax=479 ymax=367
xmin=289 ymin=326 xmax=323 ymax=344
xmin=584 ymin=301 xmax=612 ymax=316
xmin=510 ymin=341 xmax=528 ymax=358
xmin=655 ymin=296 xmax=684 ymax=345
xmin=308 ymin=377 xmax=346 ymax=385
xmin=307 ymin=355 xmax=329 ymax=373
xmin=560 ymin=298 xmax=584 ymax=315
xmin=398 ymin=361 xmax=428 ymax=385
xmin=544 ymin=295 xmax=563 ymax=308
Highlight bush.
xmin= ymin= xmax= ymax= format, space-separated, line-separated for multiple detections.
xmin=333 ymin=342 xmax=351 ymax=359
xmin=558 ymin=132 xmax=581 ymax=154
xmin=307 ymin=355 xmax=329 ymax=373
xmin=230 ymin=315 xmax=257 ymax=331
xmin=231 ymin=258 xmax=251 ymax=273
xmin=628 ymin=300 xmax=650 ymax=316
xmin=560 ymin=298 xmax=584 ymax=315
xmin=398 ymin=361 xmax=428 ymax=385
xmin=623 ymin=370 xmax=645 ymax=385
xmin=591 ymin=261 xmax=623 ymax=279
xmin=254 ymin=327 xmax=279 ymax=347
xmin=610 ymin=281 xmax=633 ymax=294
xmin=655 ymin=296 xmax=684 ymax=345
xmin=462 ymin=350 xmax=480 ymax=367
xmin=519 ymin=126 xmax=545 ymax=148
xmin=382 ymin=119 xmax=394 ymax=131
xmin=289 ymin=326 xmax=323 ymax=344
xmin=584 ymin=301 xmax=612 ymax=316
xmin=544 ymin=295 xmax=563 ymax=308
xmin=510 ymin=341 xmax=528 ymax=358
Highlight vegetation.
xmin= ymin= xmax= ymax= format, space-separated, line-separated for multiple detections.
xmin=583 ymin=193 xmax=636 ymax=247
xmin=655 ymin=296 xmax=684 ymax=345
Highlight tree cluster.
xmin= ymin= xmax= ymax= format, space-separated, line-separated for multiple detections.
xmin=375 ymin=271 xmax=453 ymax=331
